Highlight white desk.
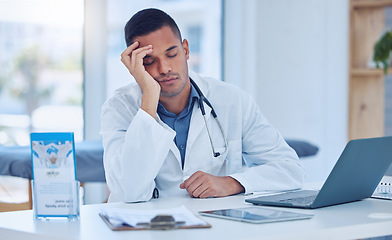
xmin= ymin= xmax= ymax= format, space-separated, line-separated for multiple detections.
xmin=0 ymin=195 xmax=391 ymax=240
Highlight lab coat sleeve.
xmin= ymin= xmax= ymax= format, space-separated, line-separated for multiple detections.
xmin=230 ymin=94 xmax=305 ymax=194
xmin=101 ymin=96 xmax=176 ymax=202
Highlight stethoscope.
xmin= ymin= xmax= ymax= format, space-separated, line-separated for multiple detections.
xmin=190 ymin=78 xmax=228 ymax=157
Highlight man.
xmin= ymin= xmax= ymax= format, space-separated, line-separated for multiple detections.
xmin=101 ymin=8 xmax=304 ymax=202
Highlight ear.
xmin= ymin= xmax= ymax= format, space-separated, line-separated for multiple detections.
xmin=182 ymin=39 xmax=190 ymax=60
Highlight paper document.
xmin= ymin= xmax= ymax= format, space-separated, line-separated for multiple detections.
xmin=372 ymin=176 xmax=392 ymax=200
xmin=100 ymin=205 xmax=208 ymax=228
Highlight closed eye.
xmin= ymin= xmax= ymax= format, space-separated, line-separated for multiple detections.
xmin=167 ymin=53 xmax=177 ymax=58
xmin=166 ymin=47 xmax=178 ymax=58
xmin=143 ymin=46 xmax=178 ymax=65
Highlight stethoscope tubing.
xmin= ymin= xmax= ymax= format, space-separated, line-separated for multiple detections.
xmin=190 ymin=78 xmax=228 ymax=157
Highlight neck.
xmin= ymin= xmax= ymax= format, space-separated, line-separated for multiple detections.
xmin=160 ymin=80 xmax=191 ymax=115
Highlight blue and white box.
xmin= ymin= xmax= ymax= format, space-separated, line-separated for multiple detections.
xmin=30 ymin=132 xmax=80 ymax=221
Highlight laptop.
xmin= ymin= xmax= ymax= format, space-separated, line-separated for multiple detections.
xmin=246 ymin=136 xmax=392 ymax=209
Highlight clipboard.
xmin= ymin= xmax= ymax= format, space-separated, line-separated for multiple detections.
xmin=99 ymin=206 xmax=211 ymax=231
xmin=99 ymin=213 xmax=211 ymax=230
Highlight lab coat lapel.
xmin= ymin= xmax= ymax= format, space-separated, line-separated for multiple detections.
xmin=155 ymin=113 xmax=182 ymax=166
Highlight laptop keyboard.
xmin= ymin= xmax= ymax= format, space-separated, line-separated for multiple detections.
xmin=278 ymin=195 xmax=317 ymax=205
xmin=253 ymin=190 xmax=319 ymax=206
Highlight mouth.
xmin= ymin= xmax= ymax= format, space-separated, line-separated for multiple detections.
xmin=157 ymin=76 xmax=178 ymax=85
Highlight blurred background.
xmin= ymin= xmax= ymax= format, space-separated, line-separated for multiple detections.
xmin=0 ymin=0 xmax=391 ymax=206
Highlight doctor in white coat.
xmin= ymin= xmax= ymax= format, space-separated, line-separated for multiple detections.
xmin=100 ymin=8 xmax=305 ymax=203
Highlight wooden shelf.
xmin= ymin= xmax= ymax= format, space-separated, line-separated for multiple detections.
xmin=352 ymin=0 xmax=392 ymax=8
xmin=350 ymin=68 xmax=388 ymax=77
xmin=348 ymin=0 xmax=389 ymax=140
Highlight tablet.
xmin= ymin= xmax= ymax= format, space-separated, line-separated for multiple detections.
xmin=199 ymin=207 xmax=313 ymax=224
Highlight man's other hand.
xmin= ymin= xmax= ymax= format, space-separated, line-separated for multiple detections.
xmin=179 ymin=171 xmax=245 ymax=198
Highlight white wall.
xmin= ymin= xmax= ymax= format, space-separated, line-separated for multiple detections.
xmin=224 ymin=0 xmax=350 ymax=182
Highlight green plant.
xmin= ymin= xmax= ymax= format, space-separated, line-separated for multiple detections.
xmin=373 ymin=30 xmax=392 ymax=75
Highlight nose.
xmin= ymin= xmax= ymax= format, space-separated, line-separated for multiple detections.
xmin=158 ymin=58 xmax=171 ymax=75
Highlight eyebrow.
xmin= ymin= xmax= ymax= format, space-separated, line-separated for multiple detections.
xmin=166 ymin=46 xmax=177 ymax=52
xmin=145 ymin=46 xmax=178 ymax=58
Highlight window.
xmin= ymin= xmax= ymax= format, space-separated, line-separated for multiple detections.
xmin=0 ymin=0 xmax=84 ymax=145
xmin=0 ymin=0 xmax=223 ymax=145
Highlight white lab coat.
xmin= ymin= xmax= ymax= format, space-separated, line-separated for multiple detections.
xmin=100 ymin=71 xmax=305 ymax=202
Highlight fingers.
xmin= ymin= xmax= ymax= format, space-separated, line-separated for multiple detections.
xmin=180 ymin=171 xmax=216 ymax=198
xmin=193 ymin=183 xmax=213 ymax=199
xmin=120 ymin=42 xmax=153 ymax=76
xmin=130 ymin=45 xmax=153 ymax=74
xmin=120 ymin=42 xmax=161 ymax=117
xmin=120 ymin=42 xmax=139 ymax=70
xmin=180 ymin=172 xmax=245 ymax=198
